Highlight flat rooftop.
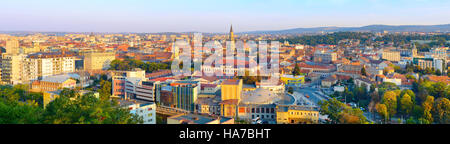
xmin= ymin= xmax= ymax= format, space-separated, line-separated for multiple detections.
xmin=222 ymin=79 xmax=241 ymax=85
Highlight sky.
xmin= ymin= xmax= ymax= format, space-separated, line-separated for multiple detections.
xmin=0 ymin=0 xmax=449 ymax=33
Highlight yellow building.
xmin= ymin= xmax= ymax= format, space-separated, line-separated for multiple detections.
xmin=220 ymin=79 xmax=243 ymax=118
xmin=276 ymin=106 xmax=320 ymax=124
xmin=280 ymin=74 xmax=305 ymax=85
xmin=382 ymin=50 xmax=401 ymax=62
xmin=83 ymin=51 xmax=116 ymax=71
xmin=221 ymin=79 xmax=243 ymax=100
xmin=31 ymin=75 xmax=77 ymax=92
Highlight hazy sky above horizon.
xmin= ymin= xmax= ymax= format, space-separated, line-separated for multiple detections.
xmin=1 ymin=0 xmax=449 ymax=33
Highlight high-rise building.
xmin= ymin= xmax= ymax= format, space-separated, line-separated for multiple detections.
xmin=171 ymin=80 xmax=200 ymax=112
xmin=1 ymin=52 xmax=76 ymax=85
xmin=1 ymin=53 xmax=29 ymax=84
xmin=6 ymin=39 xmax=20 ymax=55
xmin=27 ymin=52 xmax=76 ymax=77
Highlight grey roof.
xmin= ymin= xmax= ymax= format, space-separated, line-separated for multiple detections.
xmin=240 ymin=88 xmax=281 ymax=104
xmin=41 ymin=75 xmax=73 ymax=83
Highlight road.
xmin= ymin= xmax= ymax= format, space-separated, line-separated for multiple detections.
xmin=294 ymin=87 xmax=328 ymax=105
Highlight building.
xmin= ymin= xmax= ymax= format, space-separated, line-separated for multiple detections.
xmin=237 ymin=88 xmax=283 ymax=124
xmin=167 ymin=113 xmax=234 ymax=124
xmin=27 ymin=52 xmax=76 ymax=77
xmin=111 ymin=68 xmax=146 ymax=98
xmin=256 ymin=79 xmax=285 ymax=93
xmin=195 ymin=96 xmax=221 ymax=115
xmin=382 ymin=50 xmax=401 ymax=62
xmin=322 ymin=75 xmax=338 ymax=88
xmin=5 ymin=39 xmax=20 ymax=55
xmin=119 ymin=100 xmax=156 ymax=124
xmin=280 ymin=74 xmax=305 ymax=86
xmin=220 ymin=79 xmax=243 ymax=118
xmin=1 ymin=54 xmax=32 ymax=84
xmin=171 ymin=80 xmax=200 ymax=112
xmin=125 ymin=79 xmax=159 ymax=102
xmin=412 ymin=57 xmax=445 ymax=73
xmin=314 ymin=50 xmax=337 ymax=64
xmin=221 ymin=79 xmax=243 ymax=101
xmin=354 ymin=78 xmax=373 ymax=91
xmin=83 ymin=51 xmax=115 ymax=71
xmin=145 ymin=70 xmax=172 ymax=79
xmin=31 ymin=75 xmax=77 ymax=92
xmin=276 ymin=105 xmax=320 ymax=124
xmin=229 ymin=25 xmax=235 ymax=42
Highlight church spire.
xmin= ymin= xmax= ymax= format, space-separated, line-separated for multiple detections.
xmin=229 ymin=24 xmax=235 ymax=42
xmin=230 ymin=24 xmax=233 ymax=33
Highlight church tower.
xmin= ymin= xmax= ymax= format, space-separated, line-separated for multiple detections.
xmin=412 ymin=43 xmax=417 ymax=58
xmin=230 ymin=25 xmax=235 ymax=42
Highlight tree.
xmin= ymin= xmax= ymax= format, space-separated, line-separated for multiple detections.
xmin=434 ymin=98 xmax=450 ymax=124
xmin=430 ymin=82 xmax=446 ymax=99
xmin=378 ymin=82 xmax=399 ymax=96
xmin=292 ymin=62 xmax=301 ymax=76
xmin=318 ymin=98 xmax=367 ymax=124
xmin=361 ymin=67 xmax=367 ymax=76
xmin=400 ymin=90 xmax=416 ymax=105
xmin=382 ymin=91 xmax=398 ymax=120
xmin=98 ymin=79 xmax=112 ymax=100
xmin=400 ymin=94 xmax=413 ymax=118
xmin=0 ymin=100 xmax=43 ymax=124
xmin=376 ymin=103 xmax=388 ymax=123
xmin=287 ymin=87 xmax=294 ymax=94
xmin=422 ymin=96 xmax=434 ymax=123
xmin=318 ymin=98 xmax=345 ymax=124
xmin=43 ymin=92 xmax=143 ymax=124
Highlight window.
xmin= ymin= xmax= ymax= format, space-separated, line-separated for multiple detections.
xmin=252 ymin=108 xmax=255 ymax=113
xmin=262 ymin=115 xmax=264 ymax=119
xmin=261 ymin=108 xmax=265 ymax=113
xmin=256 ymin=108 xmax=260 ymax=113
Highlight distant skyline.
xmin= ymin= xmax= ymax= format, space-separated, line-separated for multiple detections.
xmin=1 ymin=0 xmax=450 ymax=33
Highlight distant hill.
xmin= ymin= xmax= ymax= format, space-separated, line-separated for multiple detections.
xmin=243 ymin=24 xmax=450 ymax=34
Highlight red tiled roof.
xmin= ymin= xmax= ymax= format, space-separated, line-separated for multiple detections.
xmin=149 ymin=77 xmax=174 ymax=82
xmin=220 ymin=99 xmax=239 ymax=105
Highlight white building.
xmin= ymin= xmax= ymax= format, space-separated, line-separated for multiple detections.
xmin=126 ymin=102 xmax=156 ymax=124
